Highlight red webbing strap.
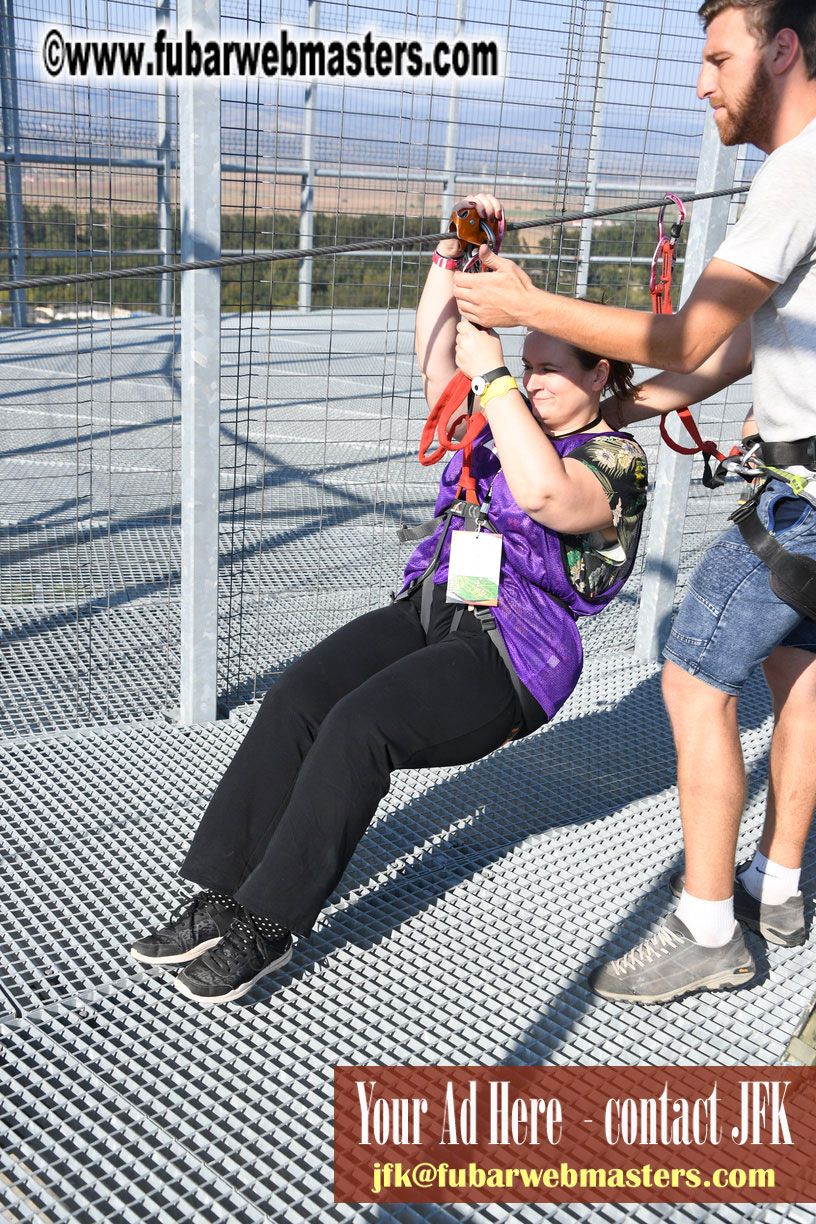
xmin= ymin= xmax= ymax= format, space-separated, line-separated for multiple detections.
xmin=651 ymin=236 xmax=727 ymax=467
xmin=418 ymin=370 xmax=485 ymax=503
xmin=660 ymin=407 xmax=720 ymax=456
xmin=650 ymin=239 xmax=675 ymax=317
xmin=416 ymin=206 xmax=506 ymax=504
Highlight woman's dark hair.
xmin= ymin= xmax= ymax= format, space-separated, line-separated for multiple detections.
xmin=567 ymin=296 xmax=635 ymax=401
xmin=568 ymin=342 xmax=635 ymax=402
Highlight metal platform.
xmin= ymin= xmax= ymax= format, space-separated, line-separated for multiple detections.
xmin=2 ymin=656 xmax=813 ymax=1222
xmin=1 ymin=314 xmax=810 ymax=1223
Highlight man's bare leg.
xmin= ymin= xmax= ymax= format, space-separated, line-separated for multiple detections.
xmin=589 ymin=645 xmax=815 ymax=1001
xmin=588 ymin=659 xmax=756 ymax=1001
xmin=661 ymin=659 xmax=744 ymax=901
xmin=757 ymin=646 xmax=816 ymax=870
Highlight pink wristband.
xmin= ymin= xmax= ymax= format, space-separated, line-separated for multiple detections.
xmin=432 ymin=249 xmax=463 ymax=271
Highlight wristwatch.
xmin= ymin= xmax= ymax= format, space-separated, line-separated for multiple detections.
xmin=471 ymin=366 xmax=517 ymax=407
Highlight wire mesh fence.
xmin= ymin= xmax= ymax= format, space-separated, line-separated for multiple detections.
xmin=0 ymin=0 xmax=757 ymax=736
xmin=1 ymin=6 xmax=810 ymax=1223
xmin=0 ymin=0 xmax=182 ymax=734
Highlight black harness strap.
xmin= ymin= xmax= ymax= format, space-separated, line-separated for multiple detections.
xmin=732 ymin=493 xmax=816 ymax=622
xmin=396 ymin=518 xmax=440 ymax=543
xmin=726 ymin=434 xmax=816 ymax=621
xmin=395 ymin=483 xmax=547 ymax=725
xmin=397 ymin=496 xmax=486 ymax=546
xmin=420 ymin=562 xmax=436 ymax=634
xmin=472 ymin=607 xmax=542 ymax=730
xmin=758 ymin=436 xmax=816 ymax=469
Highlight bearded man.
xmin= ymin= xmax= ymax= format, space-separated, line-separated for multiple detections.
xmin=454 ymin=0 xmax=816 ymax=1003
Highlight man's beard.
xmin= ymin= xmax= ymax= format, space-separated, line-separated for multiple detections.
xmin=716 ymin=58 xmax=774 ymax=147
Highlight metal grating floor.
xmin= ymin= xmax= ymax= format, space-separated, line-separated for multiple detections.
xmin=2 ymin=313 xmax=811 ymax=1222
xmin=2 ymin=654 xmax=813 ymax=1223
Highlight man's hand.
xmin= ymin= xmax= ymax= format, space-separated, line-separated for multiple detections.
xmin=454 ymin=246 xmax=538 ymax=328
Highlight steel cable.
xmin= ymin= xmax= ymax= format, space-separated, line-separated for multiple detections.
xmin=0 ymin=184 xmax=749 ymax=293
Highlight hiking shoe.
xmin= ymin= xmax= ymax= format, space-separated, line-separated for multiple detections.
xmin=669 ymin=869 xmax=805 ymax=947
xmin=174 ymin=913 xmax=293 ymax=1003
xmin=589 ymin=913 xmax=755 ymax=1004
xmin=130 ymin=891 xmax=242 ymax=965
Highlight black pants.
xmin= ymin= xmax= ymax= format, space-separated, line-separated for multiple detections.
xmin=181 ymin=585 xmax=543 ymax=935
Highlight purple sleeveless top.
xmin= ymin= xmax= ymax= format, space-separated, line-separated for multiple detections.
xmin=400 ymin=426 xmax=646 ymax=720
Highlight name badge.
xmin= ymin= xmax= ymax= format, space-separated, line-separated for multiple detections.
xmin=446 ymin=529 xmax=503 ymax=606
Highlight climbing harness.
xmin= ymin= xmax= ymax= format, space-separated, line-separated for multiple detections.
xmin=648 ymin=194 xmax=816 ymax=617
xmin=549 ymin=187 xmax=816 ymax=620
xmin=417 ymin=205 xmax=505 ymax=505
xmin=723 ymin=436 xmax=816 ymax=621
xmin=395 ymin=468 xmax=543 ymax=734
xmin=650 ymin=194 xmax=737 ymax=488
xmin=400 ymin=204 xmax=545 ymax=727
xmin=646 ymin=191 xmax=816 ymax=616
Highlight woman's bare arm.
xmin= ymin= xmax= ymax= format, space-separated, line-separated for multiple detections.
xmin=414 ymin=241 xmax=462 ymax=409
xmin=455 ymin=320 xmax=614 ymax=533
xmin=601 ymin=321 xmax=752 ymax=428
xmin=415 ymin=193 xmax=504 ymax=410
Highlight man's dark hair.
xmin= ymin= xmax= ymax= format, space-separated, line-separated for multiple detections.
xmin=698 ymin=0 xmax=816 ymax=78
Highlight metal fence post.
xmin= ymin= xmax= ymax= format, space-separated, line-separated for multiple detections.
xmin=156 ymin=0 xmax=172 ymax=318
xmin=178 ymin=0 xmax=221 ymax=723
xmin=298 ymin=0 xmax=320 ymax=312
xmin=633 ymin=109 xmax=740 ymax=661
xmin=575 ymin=0 xmax=615 ymax=300
xmin=0 ymin=0 xmax=26 ymax=328
xmin=439 ymin=0 xmax=466 ymax=229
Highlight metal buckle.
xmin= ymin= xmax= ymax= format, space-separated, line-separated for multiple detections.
xmin=719 ymin=439 xmax=763 ymax=481
xmin=473 ymin=606 xmax=497 ymax=632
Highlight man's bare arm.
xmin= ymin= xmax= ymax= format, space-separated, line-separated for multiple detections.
xmin=454 ymin=249 xmax=774 ymax=374
xmin=602 ymin=322 xmax=753 ymax=428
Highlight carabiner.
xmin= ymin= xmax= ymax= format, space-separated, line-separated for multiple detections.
xmin=649 ymin=193 xmax=686 ymax=295
xmin=716 ymin=438 xmax=766 ymax=482
xmin=659 ymin=193 xmax=686 ymax=244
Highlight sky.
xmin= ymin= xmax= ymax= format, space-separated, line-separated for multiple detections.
xmin=4 ymin=0 xmax=759 ymax=234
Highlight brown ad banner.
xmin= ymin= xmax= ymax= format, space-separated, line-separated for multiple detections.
xmin=334 ymin=1065 xmax=816 ymax=1204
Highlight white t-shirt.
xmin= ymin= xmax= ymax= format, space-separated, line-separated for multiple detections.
xmin=714 ymin=115 xmax=816 ymax=442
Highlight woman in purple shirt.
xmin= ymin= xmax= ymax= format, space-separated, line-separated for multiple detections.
xmin=131 ymin=194 xmax=648 ymax=1004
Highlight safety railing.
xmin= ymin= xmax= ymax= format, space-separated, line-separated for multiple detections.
xmin=0 ymin=0 xmax=757 ymax=737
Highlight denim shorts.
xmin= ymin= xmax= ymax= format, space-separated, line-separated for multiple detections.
xmin=664 ymin=481 xmax=816 ymax=695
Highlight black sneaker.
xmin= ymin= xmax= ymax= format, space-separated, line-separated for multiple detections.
xmin=174 ymin=913 xmax=293 ymax=1003
xmin=669 ymin=868 xmax=805 ymax=947
xmin=130 ymin=891 xmax=242 ymax=965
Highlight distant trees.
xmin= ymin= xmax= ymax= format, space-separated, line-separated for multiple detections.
xmin=525 ymin=217 xmax=687 ymax=308
xmin=0 ymin=203 xmax=687 ymax=320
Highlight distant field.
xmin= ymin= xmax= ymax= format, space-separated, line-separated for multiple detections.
xmin=18 ymin=161 xmax=672 ymax=226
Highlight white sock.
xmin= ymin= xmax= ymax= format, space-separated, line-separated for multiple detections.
xmin=675 ymin=890 xmax=736 ymax=947
xmin=738 ymin=850 xmax=800 ymax=905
